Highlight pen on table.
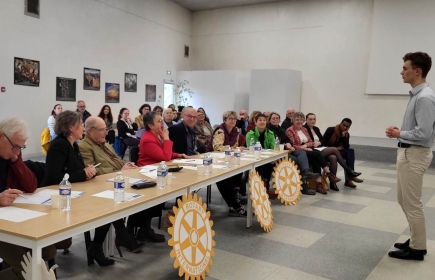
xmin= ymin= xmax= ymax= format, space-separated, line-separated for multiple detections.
xmin=93 ymin=163 xmax=101 ymax=167
xmin=8 ymin=188 xmax=27 ymax=199
xmin=185 ymin=160 xmax=195 ymax=162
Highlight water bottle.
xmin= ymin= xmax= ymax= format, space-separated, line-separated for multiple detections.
xmin=254 ymin=141 xmax=262 ymax=160
xmin=234 ymin=147 xmax=241 ymax=166
xmin=225 ymin=145 xmax=231 ymax=163
xmin=114 ymin=172 xmax=125 ymax=203
xmin=208 ymin=153 xmax=213 ymax=174
xmin=274 ymin=137 xmax=280 ymax=152
xmin=203 ymin=153 xmax=212 ymax=175
xmin=59 ymin=173 xmax=71 ymax=211
xmin=157 ymin=161 xmax=168 ymax=189
xmin=249 ymin=138 xmax=255 ymax=153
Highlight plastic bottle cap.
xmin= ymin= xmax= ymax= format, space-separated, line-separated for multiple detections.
xmin=63 ymin=174 xmax=69 ymax=180
xmin=117 ymin=172 xmax=122 ymax=175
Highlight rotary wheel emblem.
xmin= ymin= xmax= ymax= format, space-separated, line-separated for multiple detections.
xmin=168 ymin=193 xmax=215 ymax=280
xmin=249 ymin=171 xmax=273 ymax=232
xmin=272 ymin=158 xmax=302 ymax=205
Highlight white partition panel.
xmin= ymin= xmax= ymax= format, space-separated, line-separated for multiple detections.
xmin=249 ymin=69 xmax=301 ymax=114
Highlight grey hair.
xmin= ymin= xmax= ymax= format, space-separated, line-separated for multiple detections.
xmin=0 ymin=117 xmax=30 ymax=139
xmin=163 ymin=108 xmax=173 ymax=115
xmin=222 ymin=110 xmax=237 ymax=122
xmin=55 ymin=111 xmax=82 ymax=137
xmin=77 ymin=100 xmax=85 ymax=104
xmin=292 ymin=112 xmax=305 ymax=121
xmin=181 ymin=106 xmax=194 ymax=114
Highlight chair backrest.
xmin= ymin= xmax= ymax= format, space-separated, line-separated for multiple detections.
xmin=129 ymin=146 xmax=139 ymax=165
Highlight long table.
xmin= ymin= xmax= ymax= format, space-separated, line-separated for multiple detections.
xmin=0 ymin=150 xmax=288 ymax=280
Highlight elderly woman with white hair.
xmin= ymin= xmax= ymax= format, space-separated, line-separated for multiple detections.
xmin=162 ymin=108 xmax=176 ymax=128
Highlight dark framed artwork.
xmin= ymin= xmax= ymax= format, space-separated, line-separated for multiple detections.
xmin=83 ymin=67 xmax=101 ymax=91
xmin=56 ymin=77 xmax=76 ymax=101
xmin=124 ymin=73 xmax=137 ymax=92
xmin=25 ymin=0 xmax=39 ymax=18
xmin=105 ymin=83 xmax=120 ymax=103
xmin=145 ymin=84 xmax=156 ymax=102
xmin=14 ymin=57 xmax=40 ymax=87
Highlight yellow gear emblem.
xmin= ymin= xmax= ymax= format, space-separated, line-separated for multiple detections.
xmin=249 ymin=171 xmax=273 ymax=232
xmin=168 ymin=193 xmax=215 ymax=280
xmin=272 ymin=158 xmax=302 ymax=205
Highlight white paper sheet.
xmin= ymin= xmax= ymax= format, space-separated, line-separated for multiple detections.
xmin=314 ymin=147 xmax=327 ymax=151
xmin=181 ymin=165 xmax=197 ymax=170
xmin=0 ymin=206 xmax=47 ymax=223
xmin=92 ymin=190 xmax=143 ymax=201
xmin=140 ymin=170 xmax=158 ymax=179
xmin=240 ymin=157 xmax=256 ymax=161
xmin=212 ymin=164 xmax=231 ymax=169
xmin=261 ymin=151 xmax=278 ymax=155
xmin=106 ymin=178 xmax=148 ymax=184
xmin=14 ymin=190 xmax=84 ymax=205
xmin=242 ymin=154 xmax=269 ymax=158
xmin=172 ymin=159 xmax=204 ymax=165
xmin=139 ymin=166 xmax=158 ymax=173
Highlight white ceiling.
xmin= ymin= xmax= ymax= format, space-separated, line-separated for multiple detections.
xmin=170 ymin=0 xmax=285 ymax=12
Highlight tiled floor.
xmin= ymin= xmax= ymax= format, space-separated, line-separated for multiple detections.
xmin=20 ymin=159 xmax=435 ymax=279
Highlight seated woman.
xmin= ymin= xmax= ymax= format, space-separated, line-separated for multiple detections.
xmin=197 ymin=107 xmax=211 ymax=124
xmin=286 ymin=112 xmax=341 ymax=194
xmin=303 ymin=113 xmax=361 ymax=191
xmin=168 ymin=104 xmax=176 ymax=111
xmin=47 ymin=104 xmax=62 ymax=140
xmin=163 ymin=108 xmax=176 ymax=128
xmin=153 ymin=105 xmax=163 ymax=115
xmin=41 ymin=111 xmax=142 ymax=267
xmin=245 ymin=113 xmax=276 ymax=197
xmin=138 ymin=112 xmax=189 ymax=166
xmin=207 ymin=110 xmax=247 ymax=217
xmin=246 ymin=110 xmax=261 ymax=133
xmin=195 ymin=109 xmax=214 ymax=146
xmin=117 ymin=108 xmax=139 ymax=147
xmin=135 ymin=104 xmax=151 ymax=129
xmin=97 ymin=105 xmax=115 ymax=144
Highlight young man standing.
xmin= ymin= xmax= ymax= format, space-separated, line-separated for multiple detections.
xmin=386 ymin=52 xmax=435 ymax=261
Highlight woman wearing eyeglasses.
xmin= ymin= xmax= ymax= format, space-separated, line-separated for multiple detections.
xmin=138 ymin=112 xmax=189 ymax=166
xmin=195 ymin=109 xmax=214 ymax=146
xmin=47 ymin=104 xmax=62 ymax=140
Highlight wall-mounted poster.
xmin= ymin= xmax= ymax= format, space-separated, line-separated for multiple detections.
xmin=105 ymin=83 xmax=120 ymax=103
xmin=14 ymin=57 xmax=40 ymax=87
xmin=125 ymin=73 xmax=137 ymax=92
xmin=56 ymin=77 xmax=76 ymax=101
xmin=145 ymin=84 xmax=156 ymax=102
xmin=83 ymin=67 xmax=100 ymax=90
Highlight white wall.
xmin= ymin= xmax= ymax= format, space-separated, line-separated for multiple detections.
xmin=0 ymin=0 xmax=191 ymax=156
xmin=177 ymin=70 xmax=250 ymax=126
xmin=249 ymin=69 xmax=301 ymax=114
xmin=191 ymin=0 xmax=419 ymax=143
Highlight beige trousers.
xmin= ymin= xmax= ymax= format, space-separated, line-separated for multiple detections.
xmin=397 ymin=146 xmax=433 ymax=250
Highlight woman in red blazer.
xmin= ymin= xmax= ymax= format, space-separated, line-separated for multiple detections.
xmin=138 ymin=112 xmax=189 ymax=166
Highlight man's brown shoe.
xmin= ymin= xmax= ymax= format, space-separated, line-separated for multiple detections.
xmin=344 ymin=180 xmax=357 ymax=188
xmin=351 ymin=177 xmax=364 ymax=183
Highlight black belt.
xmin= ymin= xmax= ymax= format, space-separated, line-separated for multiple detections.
xmin=398 ymin=142 xmax=415 ymax=148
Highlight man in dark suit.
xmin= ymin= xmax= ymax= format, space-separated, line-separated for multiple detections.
xmin=169 ymin=107 xmax=199 ymax=155
xmin=76 ymin=100 xmax=92 ymax=122
xmin=281 ymin=108 xmax=295 ymax=130
xmin=236 ymin=109 xmax=248 ymax=136
xmin=322 ymin=118 xmax=363 ymax=188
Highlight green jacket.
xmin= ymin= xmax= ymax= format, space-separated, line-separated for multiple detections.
xmin=245 ymin=127 xmax=275 ymax=149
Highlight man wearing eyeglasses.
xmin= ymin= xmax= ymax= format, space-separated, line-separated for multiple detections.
xmin=0 ymin=117 xmax=58 ymax=280
xmin=78 ymin=117 xmax=165 ymax=242
xmin=169 ymin=107 xmax=200 ymax=155
xmin=76 ymin=100 xmax=92 ymax=123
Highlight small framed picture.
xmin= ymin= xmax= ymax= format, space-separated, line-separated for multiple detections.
xmin=56 ymin=77 xmax=76 ymax=101
xmin=145 ymin=84 xmax=156 ymax=102
xmin=124 ymin=73 xmax=137 ymax=92
xmin=83 ymin=67 xmax=101 ymax=91
xmin=105 ymin=83 xmax=120 ymax=103
xmin=24 ymin=0 xmax=40 ymax=18
xmin=14 ymin=57 xmax=40 ymax=87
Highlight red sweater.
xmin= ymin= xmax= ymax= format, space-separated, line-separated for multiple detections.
xmin=6 ymin=153 xmax=38 ymax=193
xmin=286 ymin=126 xmax=314 ymax=150
xmin=137 ymin=131 xmax=179 ymax=166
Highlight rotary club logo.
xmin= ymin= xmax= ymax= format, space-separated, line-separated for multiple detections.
xmin=168 ymin=193 xmax=215 ymax=280
xmin=249 ymin=171 xmax=273 ymax=232
xmin=272 ymin=158 xmax=302 ymax=205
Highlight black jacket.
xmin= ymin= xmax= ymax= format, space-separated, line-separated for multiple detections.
xmin=267 ymin=123 xmax=292 ymax=145
xmin=117 ymin=120 xmax=138 ymax=138
xmin=322 ymin=126 xmax=350 ymax=149
xmin=281 ymin=117 xmax=293 ymax=131
xmin=76 ymin=110 xmax=92 ymax=123
xmin=303 ymin=124 xmax=323 ymax=143
xmin=236 ymin=119 xmax=247 ymax=136
xmin=169 ymin=122 xmax=203 ymax=155
xmin=41 ymin=136 xmax=87 ymax=187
